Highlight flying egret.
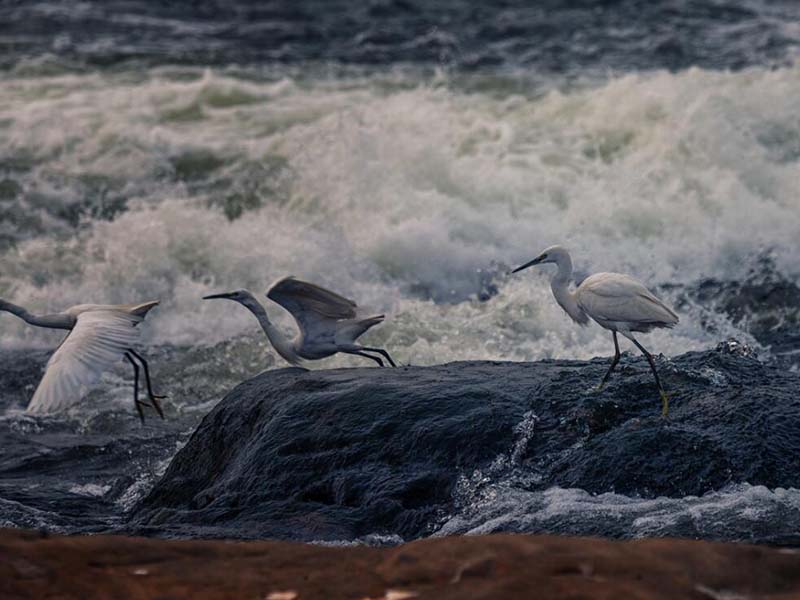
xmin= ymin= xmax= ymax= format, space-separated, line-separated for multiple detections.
xmin=203 ymin=276 xmax=397 ymax=368
xmin=0 ymin=299 xmax=165 ymax=421
xmin=512 ymin=245 xmax=679 ymax=416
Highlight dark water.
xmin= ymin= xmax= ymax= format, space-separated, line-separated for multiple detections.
xmin=2 ymin=1 xmax=799 ymax=73
xmin=1 ymin=1 xmax=800 ymax=544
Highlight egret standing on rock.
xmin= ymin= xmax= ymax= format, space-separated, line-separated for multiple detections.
xmin=203 ymin=276 xmax=397 ymax=368
xmin=512 ymin=246 xmax=679 ymax=416
xmin=0 ymin=299 xmax=166 ymax=420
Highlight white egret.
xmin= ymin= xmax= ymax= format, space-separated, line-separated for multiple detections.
xmin=512 ymin=245 xmax=679 ymax=416
xmin=203 ymin=276 xmax=397 ymax=368
xmin=0 ymin=299 xmax=165 ymax=421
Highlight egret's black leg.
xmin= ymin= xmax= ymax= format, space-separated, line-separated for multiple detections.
xmin=125 ymin=353 xmax=149 ymax=424
xmin=597 ymin=332 xmax=621 ymax=391
xmin=629 ymin=336 xmax=670 ymax=417
xmin=127 ymin=349 xmax=165 ymax=419
xmin=359 ymin=347 xmax=398 ymax=367
xmin=343 ymin=349 xmax=384 ymax=367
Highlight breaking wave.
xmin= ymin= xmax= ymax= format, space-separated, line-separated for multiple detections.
xmin=2 ymin=65 xmax=799 ymax=368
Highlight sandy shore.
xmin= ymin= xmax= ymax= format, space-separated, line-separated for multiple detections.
xmin=3 ymin=528 xmax=800 ymax=599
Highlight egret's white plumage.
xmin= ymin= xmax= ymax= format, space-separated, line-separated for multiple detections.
xmin=0 ymin=299 xmax=164 ymax=419
xmin=204 ymin=276 xmax=397 ymax=368
xmin=512 ymin=245 xmax=678 ymax=416
xmin=576 ymin=273 xmax=679 ymax=333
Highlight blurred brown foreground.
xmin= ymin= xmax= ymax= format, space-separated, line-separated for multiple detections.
xmin=3 ymin=528 xmax=800 ymax=599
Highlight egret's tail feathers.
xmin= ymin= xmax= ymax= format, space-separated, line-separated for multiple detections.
xmin=656 ymin=299 xmax=680 ymax=326
xmin=650 ymin=310 xmax=679 ymax=329
xmin=358 ymin=314 xmax=386 ymax=331
xmin=631 ymin=317 xmax=679 ymax=334
xmin=636 ymin=292 xmax=679 ymax=328
xmin=343 ymin=314 xmax=385 ymax=342
xmin=128 ymin=300 xmax=159 ymax=318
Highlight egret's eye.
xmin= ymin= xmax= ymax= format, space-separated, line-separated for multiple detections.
xmin=541 ymin=253 xmax=548 ymax=259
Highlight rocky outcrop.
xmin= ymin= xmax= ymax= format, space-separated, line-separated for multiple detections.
xmin=130 ymin=344 xmax=800 ymax=542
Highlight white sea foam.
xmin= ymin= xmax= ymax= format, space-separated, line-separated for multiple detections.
xmin=68 ymin=482 xmax=111 ymax=497
xmin=1 ymin=65 xmax=799 ymax=366
xmin=437 ymin=481 xmax=800 ymax=543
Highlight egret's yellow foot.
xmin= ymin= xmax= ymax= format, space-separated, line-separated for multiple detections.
xmin=660 ymin=390 xmax=670 ymax=417
xmin=594 ymin=382 xmax=605 ymax=393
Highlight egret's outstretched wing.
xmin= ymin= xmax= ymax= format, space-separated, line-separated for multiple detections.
xmin=268 ymin=277 xmax=357 ymax=319
xmin=576 ymin=272 xmax=679 ymax=327
xmin=267 ymin=276 xmax=357 ymax=340
xmin=27 ymin=311 xmax=143 ymax=413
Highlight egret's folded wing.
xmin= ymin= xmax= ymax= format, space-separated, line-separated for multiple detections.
xmin=577 ymin=273 xmax=679 ymax=325
xmin=27 ymin=311 xmax=143 ymax=414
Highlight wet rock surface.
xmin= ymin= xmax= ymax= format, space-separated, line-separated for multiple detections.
xmin=130 ymin=347 xmax=800 ymax=542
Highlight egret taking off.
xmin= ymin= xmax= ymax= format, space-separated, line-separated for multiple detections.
xmin=0 ymin=299 xmax=165 ymax=421
xmin=203 ymin=276 xmax=397 ymax=368
xmin=512 ymin=246 xmax=679 ymax=416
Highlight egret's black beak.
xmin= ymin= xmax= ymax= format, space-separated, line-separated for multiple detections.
xmin=511 ymin=256 xmax=543 ymax=274
xmin=202 ymin=292 xmax=234 ymax=300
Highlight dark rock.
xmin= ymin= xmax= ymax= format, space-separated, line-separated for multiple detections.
xmin=130 ymin=348 xmax=800 ymax=541
xmin=678 ymin=256 xmax=800 ymax=363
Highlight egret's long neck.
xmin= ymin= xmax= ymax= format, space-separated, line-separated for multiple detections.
xmin=549 ymin=254 xmax=586 ymax=324
xmin=0 ymin=300 xmax=74 ymax=330
xmin=240 ymin=298 xmax=299 ymax=365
